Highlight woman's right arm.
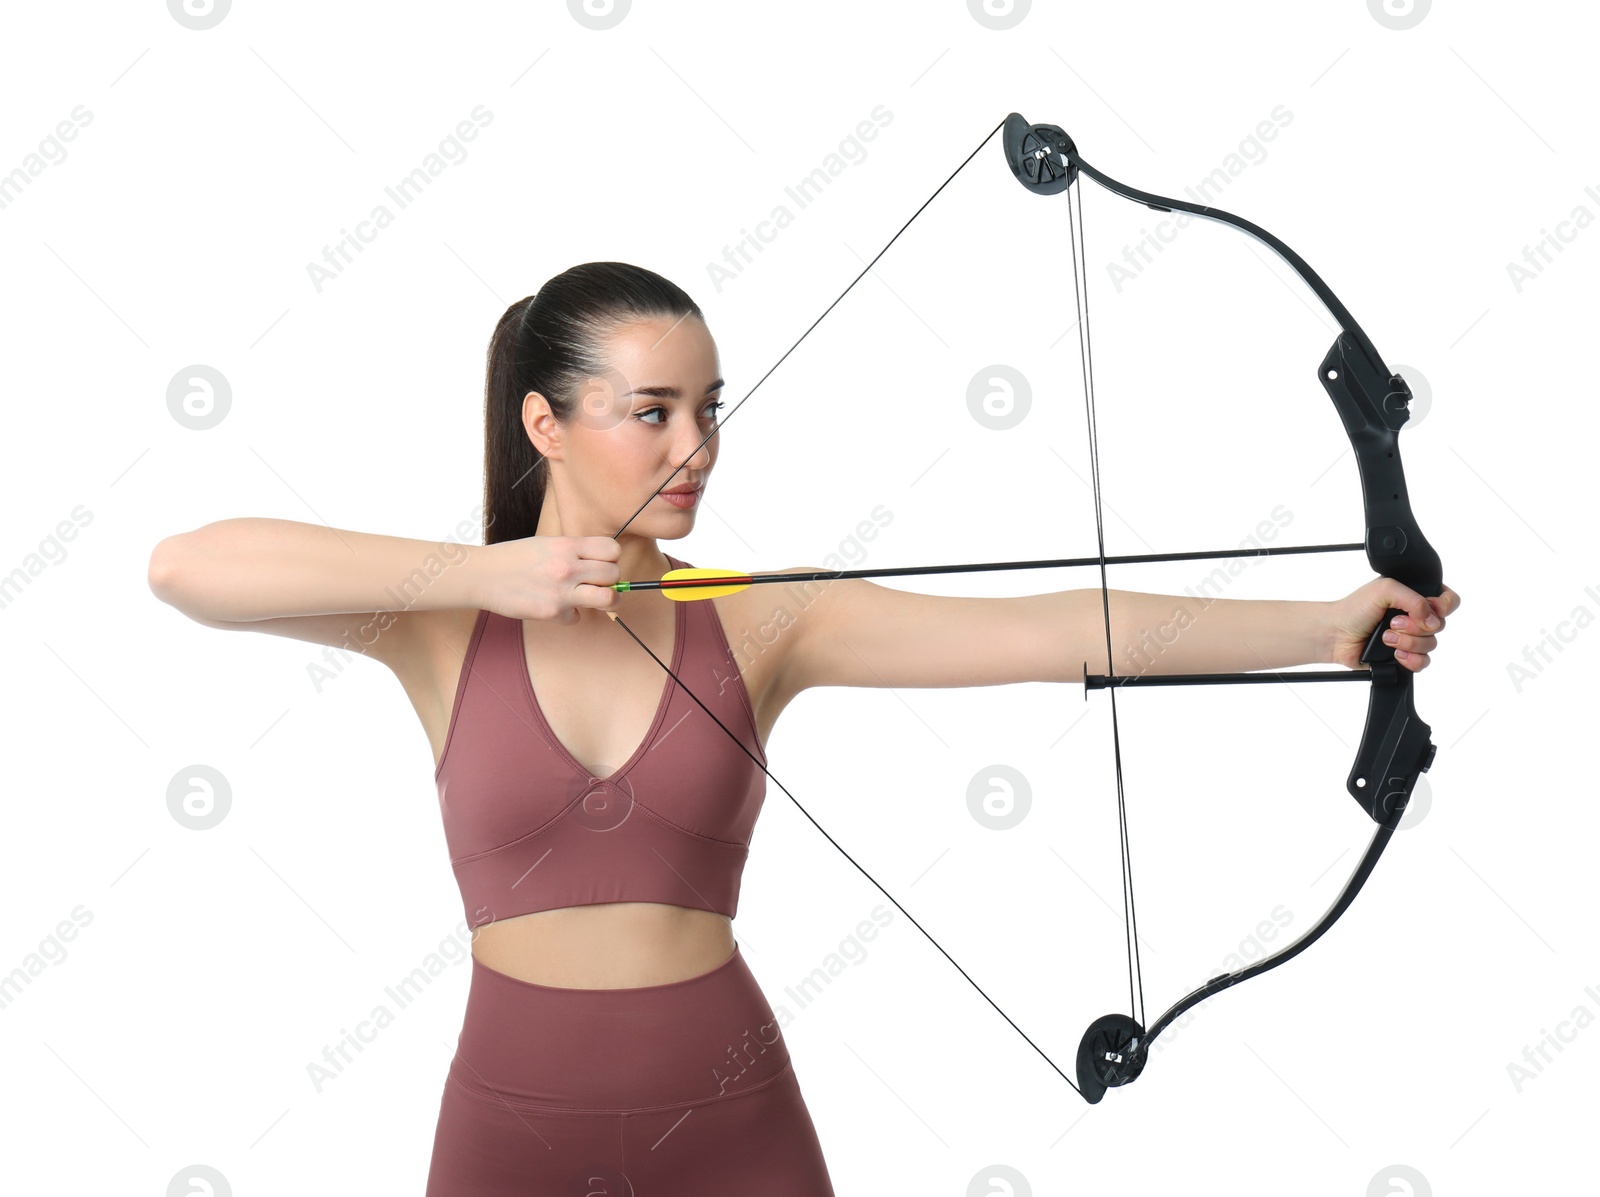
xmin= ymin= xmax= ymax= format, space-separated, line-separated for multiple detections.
xmin=146 ymin=517 xmax=620 ymax=673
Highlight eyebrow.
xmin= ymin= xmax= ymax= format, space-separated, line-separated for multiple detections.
xmin=628 ymin=378 xmax=725 ymax=400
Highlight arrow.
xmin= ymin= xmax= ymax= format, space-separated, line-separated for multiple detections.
xmin=612 ymin=541 xmax=1364 ymax=601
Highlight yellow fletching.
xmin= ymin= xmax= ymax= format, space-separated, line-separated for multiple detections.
xmin=656 ymin=567 xmax=753 ymax=600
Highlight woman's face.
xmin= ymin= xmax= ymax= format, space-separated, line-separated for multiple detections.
xmin=528 ymin=313 xmax=723 ymax=537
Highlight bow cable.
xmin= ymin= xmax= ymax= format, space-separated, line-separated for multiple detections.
xmin=1066 ymin=168 xmax=1147 ymax=1032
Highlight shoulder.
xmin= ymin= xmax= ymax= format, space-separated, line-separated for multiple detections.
xmin=707 ymin=563 xmax=833 ymax=684
xmin=694 ymin=566 xmax=833 ymax=738
xmin=708 ymin=564 xmax=832 ymax=633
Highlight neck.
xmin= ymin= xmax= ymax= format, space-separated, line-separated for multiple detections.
xmin=532 ymin=494 xmax=674 ymax=594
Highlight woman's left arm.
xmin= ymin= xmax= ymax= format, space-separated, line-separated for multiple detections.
xmin=774 ymin=567 xmax=1460 ymax=693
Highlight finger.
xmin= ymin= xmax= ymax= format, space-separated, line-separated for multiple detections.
xmin=1381 ymin=628 xmax=1437 ymax=654
xmin=1382 ymin=581 xmax=1435 ymax=635
xmin=1393 ymin=647 xmax=1428 ymax=672
xmin=578 ymin=535 xmax=622 ymax=563
xmin=571 ymin=555 xmax=622 ymax=588
xmin=570 ymin=581 xmax=620 ymax=610
xmin=1391 ymin=605 xmax=1445 ymax=634
xmin=1408 ymin=584 xmax=1460 ymax=633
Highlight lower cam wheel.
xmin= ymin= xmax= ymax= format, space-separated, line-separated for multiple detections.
xmin=1075 ymin=1013 xmax=1147 ymax=1104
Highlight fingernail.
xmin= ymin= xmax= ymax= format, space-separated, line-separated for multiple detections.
xmin=1425 ymin=615 xmax=1440 ymax=630
xmin=1383 ymin=631 xmax=1399 ymax=645
xmin=1390 ymin=615 xmax=1404 ymax=629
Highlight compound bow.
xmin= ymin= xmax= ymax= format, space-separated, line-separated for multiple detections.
xmin=602 ymin=111 xmax=1443 ymax=1105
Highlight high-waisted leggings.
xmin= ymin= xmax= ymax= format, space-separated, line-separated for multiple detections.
xmin=425 ymin=943 xmax=836 ymax=1194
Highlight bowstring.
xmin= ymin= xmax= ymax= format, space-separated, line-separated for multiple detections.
xmin=1066 ymin=169 xmax=1146 ymax=1030
xmin=600 ymin=117 xmax=1087 ymax=1100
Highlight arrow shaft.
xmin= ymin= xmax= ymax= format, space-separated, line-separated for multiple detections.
xmin=615 ymin=540 xmax=1364 ymax=593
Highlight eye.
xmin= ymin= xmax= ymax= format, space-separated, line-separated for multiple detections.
xmin=635 ymin=399 xmax=725 ymax=425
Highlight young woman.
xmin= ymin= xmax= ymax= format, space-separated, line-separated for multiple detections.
xmin=147 ymin=261 xmax=1458 ymax=1192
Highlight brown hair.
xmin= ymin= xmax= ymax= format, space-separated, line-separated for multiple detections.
xmin=482 ymin=262 xmax=702 ymax=544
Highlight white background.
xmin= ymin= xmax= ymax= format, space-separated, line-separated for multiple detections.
xmin=0 ymin=1 xmax=1593 ymax=1194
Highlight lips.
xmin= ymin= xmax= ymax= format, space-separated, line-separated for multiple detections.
xmin=659 ymin=481 xmax=701 ymax=509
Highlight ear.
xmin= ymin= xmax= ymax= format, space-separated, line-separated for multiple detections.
xmin=522 ymin=390 xmax=562 ymax=461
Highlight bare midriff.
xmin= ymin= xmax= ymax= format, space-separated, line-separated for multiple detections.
xmin=469 ymin=902 xmax=738 ymax=989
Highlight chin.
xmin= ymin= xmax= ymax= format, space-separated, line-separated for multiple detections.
xmin=627 ymin=516 xmax=691 ymax=540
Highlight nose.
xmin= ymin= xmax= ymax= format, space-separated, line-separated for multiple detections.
xmin=670 ymin=426 xmax=714 ymax=475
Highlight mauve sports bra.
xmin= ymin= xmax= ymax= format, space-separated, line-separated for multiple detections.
xmin=433 ymin=554 xmax=769 ymax=929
